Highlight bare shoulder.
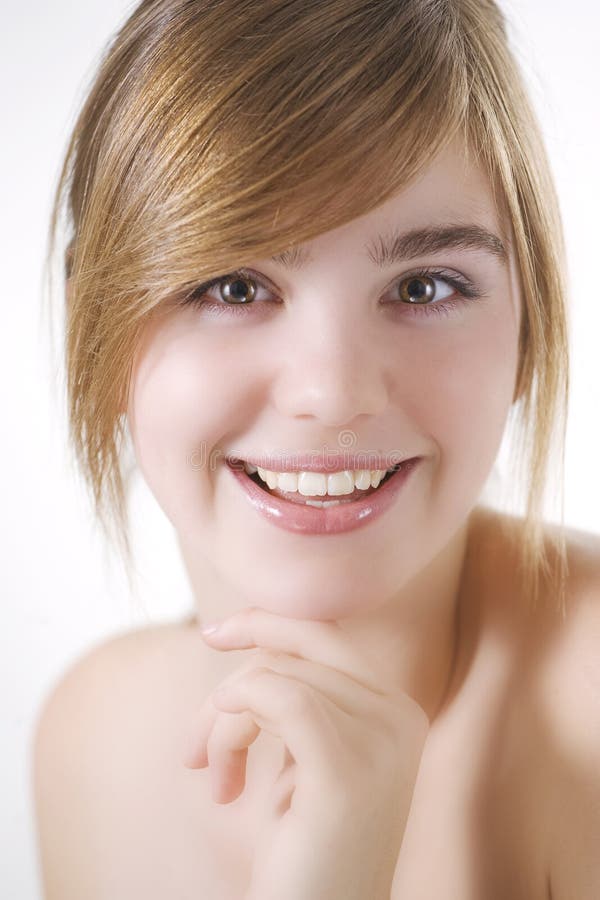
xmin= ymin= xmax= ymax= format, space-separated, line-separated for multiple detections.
xmin=476 ymin=507 xmax=600 ymax=745
xmin=32 ymin=618 xmax=237 ymax=899
xmin=480 ymin=511 xmax=600 ymax=899
xmin=525 ymin=516 xmax=600 ymax=770
xmin=534 ymin=524 xmax=600 ymax=900
xmin=470 ymin=510 xmax=600 ymax=898
xmin=539 ymin=522 xmax=600 ymax=752
xmin=33 ymin=617 xmax=200 ymax=765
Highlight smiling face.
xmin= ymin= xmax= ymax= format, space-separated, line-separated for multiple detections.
xmin=126 ymin=139 xmax=522 ymax=619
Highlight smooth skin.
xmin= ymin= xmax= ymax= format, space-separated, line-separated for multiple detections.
xmin=33 ymin=515 xmax=600 ymax=898
xmin=33 ymin=137 xmax=600 ymax=899
xmin=187 ymin=608 xmax=429 ymax=899
xmin=127 ymin=135 xmax=521 ymax=723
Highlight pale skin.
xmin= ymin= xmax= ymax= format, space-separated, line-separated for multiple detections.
xmin=127 ymin=136 xmax=521 ymax=720
xmin=33 ymin=139 xmax=600 ymax=899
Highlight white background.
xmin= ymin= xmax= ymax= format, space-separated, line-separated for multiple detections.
xmin=1 ymin=1 xmax=599 ymax=896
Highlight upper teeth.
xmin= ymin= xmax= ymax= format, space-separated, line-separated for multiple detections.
xmin=244 ymin=463 xmax=395 ymax=495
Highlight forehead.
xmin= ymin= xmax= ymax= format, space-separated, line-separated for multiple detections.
xmin=268 ymin=139 xmax=509 ymax=266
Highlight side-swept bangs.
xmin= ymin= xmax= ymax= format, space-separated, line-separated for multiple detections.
xmin=49 ymin=0 xmax=569 ymax=613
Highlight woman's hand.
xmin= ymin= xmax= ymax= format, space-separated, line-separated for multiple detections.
xmin=184 ymin=608 xmax=430 ymax=900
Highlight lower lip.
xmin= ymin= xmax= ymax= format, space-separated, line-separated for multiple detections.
xmin=225 ymin=459 xmax=421 ymax=535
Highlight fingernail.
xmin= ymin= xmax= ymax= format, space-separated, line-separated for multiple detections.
xmin=201 ymin=620 xmax=221 ymax=636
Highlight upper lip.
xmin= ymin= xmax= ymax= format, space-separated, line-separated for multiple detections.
xmin=225 ymin=452 xmax=417 ymax=474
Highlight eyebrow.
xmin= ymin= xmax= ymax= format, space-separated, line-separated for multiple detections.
xmin=270 ymin=224 xmax=509 ymax=270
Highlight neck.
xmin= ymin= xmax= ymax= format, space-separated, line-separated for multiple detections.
xmin=336 ymin=518 xmax=473 ymax=722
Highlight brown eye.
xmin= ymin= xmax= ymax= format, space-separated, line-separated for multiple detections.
xmin=398 ymin=275 xmax=436 ymax=304
xmin=220 ymin=275 xmax=257 ymax=304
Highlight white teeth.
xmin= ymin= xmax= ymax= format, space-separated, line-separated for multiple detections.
xmin=370 ymin=470 xmax=384 ymax=489
xmin=299 ymin=472 xmax=327 ymax=496
xmin=324 ymin=471 xmax=355 ymax=496
xmin=245 ymin=462 xmax=396 ymax=496
xmin=354 ymin=470 xmax=372 ymax=490
xmin=256 ymin=466 xmax=278 ymax=489
xmin=278 ymin=472 xmax=299 ymax=492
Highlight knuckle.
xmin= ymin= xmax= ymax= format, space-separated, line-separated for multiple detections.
xmin=245 ymin=606 xmax=262 ymax=629
xmin=246 ymin=664 xmax=271 ymax=683
xmin=373 ymin=711 xmax=400 ymax=747
xmin=247 ymin=649 xmax=272 ymax=669
xmin=285 ymin=682 xmax=315 ymax=717
xmin=399 ymin=694 xmax=430 ymax=737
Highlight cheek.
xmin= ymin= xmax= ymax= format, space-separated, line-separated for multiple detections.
xmin=126 ymin=324 xmax=261 ymax=527
xmin=397 ymin=311 xmax=519 ymax=491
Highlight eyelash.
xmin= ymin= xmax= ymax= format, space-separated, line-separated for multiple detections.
xmin=181 ymin=266 xmax=485 ymax=319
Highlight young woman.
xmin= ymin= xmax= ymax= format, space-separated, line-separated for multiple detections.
xmin=33 ymin=0 xmax=600 ymax=898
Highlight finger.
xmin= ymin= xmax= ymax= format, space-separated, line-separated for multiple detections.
xmin=206 ymin=710 xmax=259 ymax=804
xmin=182 ymin=692 xmax=220 ymax=768
xmin=210 ymin=668 xmax=348 ymax=801
xmin=185 ymin=646 xmax=425 ymax=772
xmin=182 ymin=651 xmax=270 ymax=768
xmin=221 ymin=649 xmax=398 ymax=728
xmin=185 ymin=647 xmax=411 ymax=771
xmin=201 ymin=608 xmax=383 ymax=694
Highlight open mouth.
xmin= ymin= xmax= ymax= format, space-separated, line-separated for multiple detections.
xmin=246 ymin=463 xmax=404 ymax=507
xmin=225 ymin=456 xmax=421 ymax=535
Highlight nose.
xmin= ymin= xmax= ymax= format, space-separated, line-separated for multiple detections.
xmin=271 ymin=309 xmax=391 ymax=427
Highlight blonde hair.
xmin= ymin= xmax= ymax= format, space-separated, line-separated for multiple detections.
xmin=47 ymin=0 xmax=569 ymax=615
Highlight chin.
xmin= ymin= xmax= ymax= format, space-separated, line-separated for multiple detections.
xmin=229 ymin=573 xmax=398 ymax=621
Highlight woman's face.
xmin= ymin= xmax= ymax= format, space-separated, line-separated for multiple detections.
xmin=126 ymin=139 xmax=521 ymax=619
